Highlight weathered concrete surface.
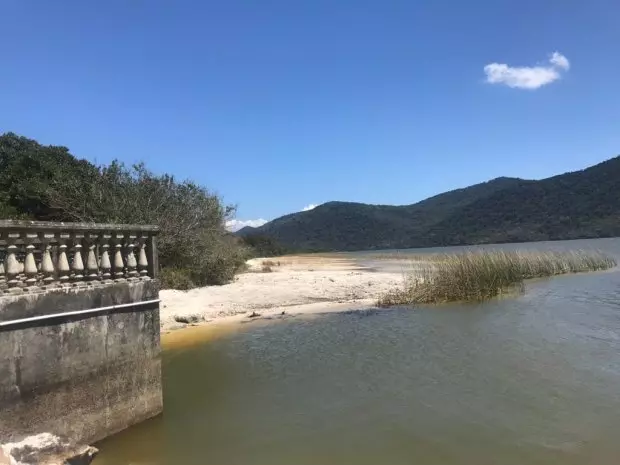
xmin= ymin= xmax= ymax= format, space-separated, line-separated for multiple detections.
xmin=0 ymin=281 xmax=162 ymax=446
xmin=0 ymin=280 xmax=158 ymax=323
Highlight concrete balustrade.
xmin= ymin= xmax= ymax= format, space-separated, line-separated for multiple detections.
xmin=0 ymin=220 xmax=159 ymax=293
xmin=0 ymin=220 xmax=162 ymax=456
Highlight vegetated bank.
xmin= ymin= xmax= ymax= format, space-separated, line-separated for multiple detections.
xmin=0 ymin=132 xmax=293 ymax=290
xmin=240 ymin=233 xmax=297 ymax=258
xmin=378 ymin=249 xmax=617 ymax=306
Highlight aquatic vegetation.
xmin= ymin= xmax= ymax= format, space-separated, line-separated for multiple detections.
xmin=378 ymin=249 xmax=617 ymax=306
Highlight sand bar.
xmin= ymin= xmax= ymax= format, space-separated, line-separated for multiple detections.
xmin=159 ymin=255 xmax=405 ymax=332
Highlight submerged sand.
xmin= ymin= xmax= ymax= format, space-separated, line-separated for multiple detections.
xmin=159 ymin=255 xmax=405 ymax=332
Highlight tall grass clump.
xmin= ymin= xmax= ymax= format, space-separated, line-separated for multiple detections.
xmin=378 ymin=249 xmax=616 ymax=307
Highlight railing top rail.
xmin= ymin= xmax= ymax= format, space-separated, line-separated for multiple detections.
xmin=0 ymin=220 xmax=159 ymax=234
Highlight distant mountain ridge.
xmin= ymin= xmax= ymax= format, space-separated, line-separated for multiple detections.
xmin=238 ymin=156 xmax=620 ymax=251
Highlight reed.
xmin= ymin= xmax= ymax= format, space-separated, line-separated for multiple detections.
xmin=378 ymin=249 xmax=616 ymax=306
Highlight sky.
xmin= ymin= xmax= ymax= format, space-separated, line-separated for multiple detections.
xmin=1 ymin=0 xmax=619 ymax=230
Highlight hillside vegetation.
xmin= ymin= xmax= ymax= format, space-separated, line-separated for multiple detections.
xmin=0 ymin=132 xmax=249 ymax=288
xmin=240 ymin=157 xmax=620 ymax=251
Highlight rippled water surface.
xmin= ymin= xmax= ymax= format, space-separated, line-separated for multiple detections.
xmin=94 ymin=238 xmax=620 ymax=465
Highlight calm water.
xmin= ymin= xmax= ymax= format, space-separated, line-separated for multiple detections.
xmin=95 ymin=238 xmax=620 ymax=465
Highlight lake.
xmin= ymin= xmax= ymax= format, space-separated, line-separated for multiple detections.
xmin=94 ymin=238 xmax=620 ymax=465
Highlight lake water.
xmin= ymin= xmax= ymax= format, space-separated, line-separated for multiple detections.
xmin=94 ymin=238 xmax=620 ymax=465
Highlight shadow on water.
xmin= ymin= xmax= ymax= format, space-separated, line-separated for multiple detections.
xmin=94 ymin=240 xmax=620 ymax=465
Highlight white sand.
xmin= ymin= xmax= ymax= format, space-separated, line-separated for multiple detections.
xmin=159 ymin=256 xmax=405 ymax=332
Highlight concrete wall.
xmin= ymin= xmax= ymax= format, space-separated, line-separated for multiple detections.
xmin=0 ymin=280 xmax=162 ymax=445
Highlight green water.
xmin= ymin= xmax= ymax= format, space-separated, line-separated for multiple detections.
xmin=95 ymin=239 xmax=620 ymax=465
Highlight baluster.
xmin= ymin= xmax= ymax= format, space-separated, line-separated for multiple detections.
xmin=4 ymin=233 xmax=22 ymax=292
xmin=57 ymin=233 xmax=71 ymax=285
xmin=36 ymin=257 xmax=43 ymax=283
xmin=36 ymin=245 xmax=44 ymax=280
xmin=18 ymin=260 xmax=25 ymax=285
xmin=113 ymin=233 xmax=126 ymax=280
xmin=125 ymin=233 xmax=138 ymax=279
xmin=71 ymin=233 xmax=85 ymax=284
xmin=146 ymin=234 xmax=158 ymax=280
xmin=39 ymin=232 xmax=55 ymax=286
xmin=23 ymin=232 xmax=38 ymax=287
xmin=85 ymin=233 xmax=100 ymax=282
xmin=137 ymin=234 xmax=149 ymax=278
xmin=100 ymin=233 xmax=112 ymax=282
xmin=0 ymin=232 xmax=5 ymax=288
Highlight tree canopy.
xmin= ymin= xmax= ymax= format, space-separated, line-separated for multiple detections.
xmin=0 ymin=132 xmax=248 ymax=287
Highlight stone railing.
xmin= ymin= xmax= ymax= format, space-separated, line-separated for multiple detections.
xmin=0 ymin=221 xmax=159 ymax=294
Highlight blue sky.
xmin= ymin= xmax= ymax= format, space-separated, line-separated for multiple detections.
xmin=1 ymin=0 xmax=619 ymax=230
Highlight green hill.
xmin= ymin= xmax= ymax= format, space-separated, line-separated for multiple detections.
xmin=240 ymin=157 xmax=620 ymax=251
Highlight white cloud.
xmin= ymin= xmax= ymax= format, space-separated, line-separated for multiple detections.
xmin=225 ymin=218 xmax=268 ymax=232
xmin=484 ymin=52 xmax=570 ymax=90
xmin=302 ymin=204 xmax=317 ymax=211
xmin=484 ymin=64 xmax=559 ymax=89
xmin=549 ymin=51 xmax=570 ymax=70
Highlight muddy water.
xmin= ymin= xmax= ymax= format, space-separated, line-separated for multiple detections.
xmin=94 ymin=239 xmax=620 ymax=465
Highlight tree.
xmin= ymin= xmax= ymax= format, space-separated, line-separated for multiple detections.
xmin=0 ymin=132 xmax=248 ymax=287
xmin=0 ymin=132 xmax=99 ymax=220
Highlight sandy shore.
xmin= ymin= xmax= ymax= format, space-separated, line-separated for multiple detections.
xmin=159 ymin=255 xmax=405 ymax=332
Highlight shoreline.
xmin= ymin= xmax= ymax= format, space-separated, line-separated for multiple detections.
xmin=159 ymin=255 xmax=404 ymax=334
xmin=158 ymin=249 xmax=619 ymax=335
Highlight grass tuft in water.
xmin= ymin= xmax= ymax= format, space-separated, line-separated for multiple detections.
xmin=378 ymin=249 xmax=617 ymax=307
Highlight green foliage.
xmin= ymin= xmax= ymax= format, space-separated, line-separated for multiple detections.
xmin=0 ymin=132 xmax=248 ymax=289
xmin=0 ymin=132 xmax=99 ymax=220
xmin=160 ymin=268 xmax=195 ymax=291
xmin=44 ymin=159 xmax=248 ymax=287
xmin=240 ymin=234 xmax=292 ymax=257
xmin=378 ymin=250 xmax=617 ymax=306
xmin=246 ymin=157 xmax=620 ymax=251
xmin=0 ymin=192 xmax=26 ymax=219
xmin=187 ymin=234 xmax=248 ymax=285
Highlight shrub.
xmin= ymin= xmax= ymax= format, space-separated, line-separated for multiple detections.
xmin=160 ymin=237 xmax=248 ymax=289
xmin=52 ymin=163 xmax=251 ymax=287
xmin=241 ymin=234 xmax=292 ymax=257
xmin=188 ymin=234 xmax=249 ymax=285
xmin=48 ymin=160 xmax=253 ymax=287
xmin=160 ymin=268 xmax=195 ymax=291
xmin=1 ymin=133 xmax=250 ymax=289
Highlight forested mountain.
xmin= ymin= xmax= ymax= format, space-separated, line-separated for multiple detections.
xmin=239 ymin=157 xmax=620 ymax=251
xmin=4 ymin=131 xmax=619 ymax=255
